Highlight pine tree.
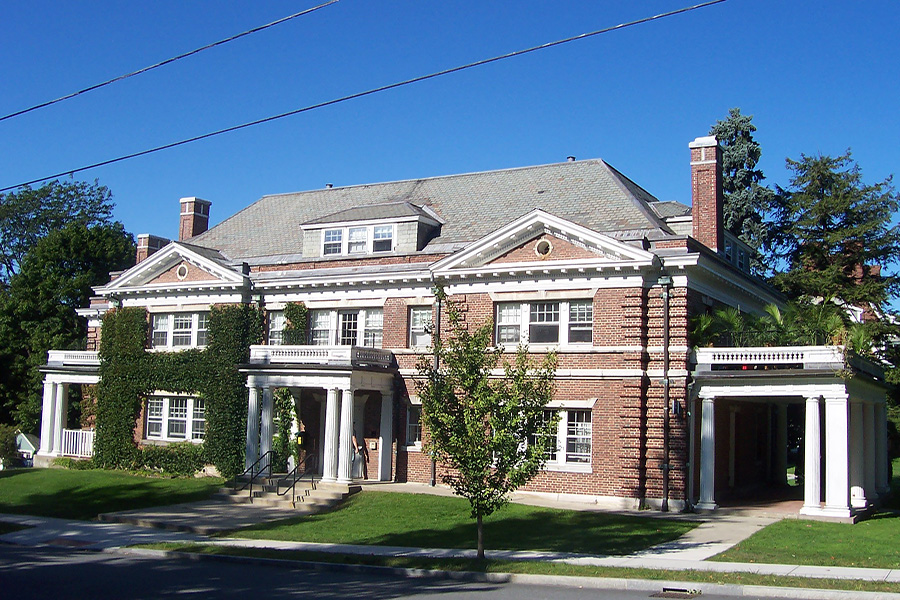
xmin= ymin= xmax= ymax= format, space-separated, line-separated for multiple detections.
xmin=771 ymin=151 xmax=900 ymax=311
xmin=709 ymin=108 xmax=777 ymax=276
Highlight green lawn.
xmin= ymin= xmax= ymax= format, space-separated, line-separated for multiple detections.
xmin=714 ymin=457 xmax=900 ymax=569
xmin=231 ymin=491 xmax=698 ymax=556
xmin=0 ymin=468 xmax=223 ymax=520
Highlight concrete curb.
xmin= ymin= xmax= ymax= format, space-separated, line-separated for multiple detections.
xmin=111 ymin=546 xmax=900 ymax=600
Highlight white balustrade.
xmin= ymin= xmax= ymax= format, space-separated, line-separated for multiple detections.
xmin=61 ymin=429 xmax=94 ymax=458
xmin=46 ymin=350 xmax=100 ymax=367
xmin=249 ymin=345 xmax=392 ymax=368
xmin=694 ymin=346 xmax=846 ymax=371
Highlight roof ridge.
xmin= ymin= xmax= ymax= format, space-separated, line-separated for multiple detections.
xmin=258 ymin=158 xmax=609 ymax=199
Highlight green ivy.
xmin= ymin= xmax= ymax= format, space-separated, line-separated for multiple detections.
xmin=94 ymin=307 xmax=148 ymax=468
xmin=283 ymin=301 xmax=308 ymax=345
xmin=201 ymin=304 xmax=264 ymax=478
xmin=94 ymin=304 xmax=264 ymax=478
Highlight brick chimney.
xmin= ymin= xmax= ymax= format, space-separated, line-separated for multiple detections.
xmin=135 ymin=234 xmax=170 ymax=264
xmin=179 ymin=197 xmax=211 ymax=241
xmin=689 ymin=136 xmax=723 ymax=252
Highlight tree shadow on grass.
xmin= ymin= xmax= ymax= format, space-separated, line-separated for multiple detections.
xmin=0 ymin=468 xmax=222 ymax=520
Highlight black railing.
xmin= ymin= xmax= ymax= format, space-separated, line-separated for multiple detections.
xmin=277 ymin=454 xmax=318 ymax=505
xmin=232 ymin=450 xmax=275 ymax=501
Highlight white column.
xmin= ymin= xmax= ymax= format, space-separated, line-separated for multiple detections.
xmin=259 ymin=387 xmax=274 ymax=476
xmin=50 ymin=383 xmax=69 ymax=455
xmin=823 ymin=394 xmax=851 ymax=518
xmin=337 ymin=387 xmax=355 ymax=484
xmin=378 ymin=389 xmax=394 ymax=482
xmin=244 ymin=387 xmax=261 ymax=471
xmin=849 ymin=400 xmax=867 ymax=509
xmin=863 ymin=402 xmax=877 ymax=503
xmin=875 ymin=403 xmax=890 ymax=494
xmin=696 ymin=395 xmax=717 ymax=510
xmin=774 ymin=403 xmax=788 ymax=486
xmin=800 ymin=396 xmax=822 ymax=515
xmin=38 ymin=379 xmax=58 ymax=455
xmin=322 ymin=388 xmax=340 ymax=482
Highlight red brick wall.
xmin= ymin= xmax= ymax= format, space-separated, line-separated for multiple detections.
xmin=489 ymin=233 xmax=598 ymax=264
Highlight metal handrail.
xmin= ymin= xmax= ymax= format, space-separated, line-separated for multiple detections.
xmin=277 ymin=454 xmax=317 ymax=504
xmin=232 ymin=450 xmax=275 ymax=497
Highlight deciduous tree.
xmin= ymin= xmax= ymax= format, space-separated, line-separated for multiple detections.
xmin=416 ymin=289 xmax=557 ymax=560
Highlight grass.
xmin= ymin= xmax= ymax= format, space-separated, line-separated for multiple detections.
xmin=0 ymin=468 xmax=223 ymax=520
xmin=139 ymin=543 xmax=900 ymax=595
xmin=230 ymin=491 xmax=698 ymax=556
xmin=714 ymin=457 xmax=900 ymax=569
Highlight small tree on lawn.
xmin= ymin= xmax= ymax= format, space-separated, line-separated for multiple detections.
xmin=416 ymin=289 xmax=558 ymax=560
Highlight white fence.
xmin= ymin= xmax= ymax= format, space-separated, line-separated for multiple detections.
xmin=249 ymin=345 xmax=393 ymax=368
xmin=61 ymin=429 xmax=94 ymax=458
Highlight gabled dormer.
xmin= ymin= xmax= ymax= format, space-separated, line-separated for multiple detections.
xmin=300 ymin=201 xmax=442 ymax=258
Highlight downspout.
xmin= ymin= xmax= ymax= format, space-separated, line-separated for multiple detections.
xmin=430 ymin=279 xmax=442 ymax=487
xmin=658 ymin=273 xmax=673 ymax=512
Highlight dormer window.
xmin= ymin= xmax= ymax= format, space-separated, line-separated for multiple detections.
xmin=320 ymin=224 xmax=396 ymax=256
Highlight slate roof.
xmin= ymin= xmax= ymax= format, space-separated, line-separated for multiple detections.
xmin=188 ymin=159 xmax=677 ymax=262
xmin=649 ymin=200 xmax=692 ymax=219
xmin=304 ymin=201 xmax=438 ymax=226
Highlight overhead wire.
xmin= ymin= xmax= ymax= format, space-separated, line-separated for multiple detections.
xmin=0 ymin=0 xmax=340 ymax=123
xmin=0 ymin=0 xmax=727 ymax=193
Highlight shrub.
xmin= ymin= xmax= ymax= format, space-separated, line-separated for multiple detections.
xmin=53 ymin=457 xmax=96 ymax=470
xmin=137 ymin=442 xmax=205 ymax=476
xmin=0 ymin=425 xmax=19 ymax=469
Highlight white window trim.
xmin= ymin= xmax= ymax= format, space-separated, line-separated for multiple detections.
xmin=149 ymin=312 xmax=209 ymax=350
xmin=408 ymin=306 xmax=433 ymax=348
xmin=145 ymin=396 xmax=206 ymax=443
xmin=320 ymin=224 xmax=395 ymax=256
xmin=541 ymin=408 xmax=592 ymax=473
xmin=268 ymin=310 xmax=287 ymax=346
xmin=495 ymin=300 xmax=593 ymax=349
xmin=405 ymin=405 xmax=423 ymax=450
xmin=307 ymin=308 xmax=384 ymax=348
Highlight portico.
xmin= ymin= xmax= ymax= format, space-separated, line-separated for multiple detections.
xmin=692 ymin=347 xmax=890 ymax=521
xmin=35 ymin=351 xmax=100 ymax=466
xmin=240 ymin=345 xmax=397 ymax=483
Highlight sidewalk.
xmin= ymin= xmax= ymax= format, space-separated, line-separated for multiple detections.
xmin=1 ymin=482 xmax=899 ymax=586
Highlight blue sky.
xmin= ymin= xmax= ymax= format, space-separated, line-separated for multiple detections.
xmin=1 ymin=0 xmax=898 ymax=245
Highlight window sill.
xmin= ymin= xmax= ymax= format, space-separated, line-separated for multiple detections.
xmin=142 ymin=437 xmax=203 ymax=445
xmin=403 ymin=444 xmax=423 ymax=452
xmin=542 ymin=463 xmax=592 ymax=474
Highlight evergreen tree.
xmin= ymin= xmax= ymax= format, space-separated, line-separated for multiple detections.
xmin=709 ymin=108 xmax=777 ymax=275
xmin=771 ymin=151 xmax=900 ymax=311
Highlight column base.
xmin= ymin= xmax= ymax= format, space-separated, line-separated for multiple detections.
xmin=336 ymin=477 xmax=352 ymax=485
xmin=320 ymin=476 xmax=337 ymax=484
xmin=694 ymin=501 xmax=718 ymax=511
xmin=33 ymin=452 xmax=59 ymax=468
xmin=800 ymin=505 xmax=856 ymax=522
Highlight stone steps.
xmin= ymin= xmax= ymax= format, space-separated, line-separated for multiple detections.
xmin=220 ymin=476 xmax=359 ymax=511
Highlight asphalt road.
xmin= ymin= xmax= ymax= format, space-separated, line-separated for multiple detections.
xmin=0 ymin=544 xmax=840 ymax=600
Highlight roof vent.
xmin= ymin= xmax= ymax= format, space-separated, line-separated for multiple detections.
xmin=325 ymin=183 xmax=334 ymax=189
xmin=566 ymin=156 xmax=576 ymax=162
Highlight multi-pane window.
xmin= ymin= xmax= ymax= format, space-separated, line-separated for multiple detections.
xmin=323 ymin=229 xmax=343 ymax=255
xmin=408 ymin=307 xmax=432 ymax=347
xmin=308 ymin=308 xmax=383 ymax=348
xmin=150 ymin=313 xmax=210 ymax=349
xmin=568 ymin=301 xmax=593 ymax=343
xmin=496 ymin=304 xmax=522 ymax=344
xmin=529 ymin=409 xmax=558 ymax=461
xmin=364 ymin=310 xmax=383 ymax=347
xmin=406 ymin=406 xmax=422 ymax=446
xmin=495 ymin=301 xmax=593 ymax=346
xmin=529 ymin=303 xmax=560 ymax=343
xmin=536 ymin=409 xmax=592 ymax=468
xmin=565 ymin=410 xmax=592 ymax=463
xmin=268 ymin=311 xmax=286 ymax=345
xmin=348 ymin=227 xmax=367 ymax=254
xmin=145 ymin=397 xmax=205 ymax=442
xmin=168 ymin=398 xmax=188 ymax=438
xmin=339 ymin=312 xmax=359 ymax=346
xmin=319 ymin=224 xmax=395 ymax=256
xmin=309 ymin=310 xmax=332 ymax=345
xmin=373 ymin=225 xmax=393 ymax=252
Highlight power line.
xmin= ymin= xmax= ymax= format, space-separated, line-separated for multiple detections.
xmin=0 ymin=0 xmax=727 ymax=193
xmin=0 ymin=0 xmax=340 ymax=123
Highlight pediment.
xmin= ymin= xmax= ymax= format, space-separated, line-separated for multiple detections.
xmin=100 ymin=243 xmax=244 ymax=291
xmin=432 ymin=209 xmax=654 ymax=273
